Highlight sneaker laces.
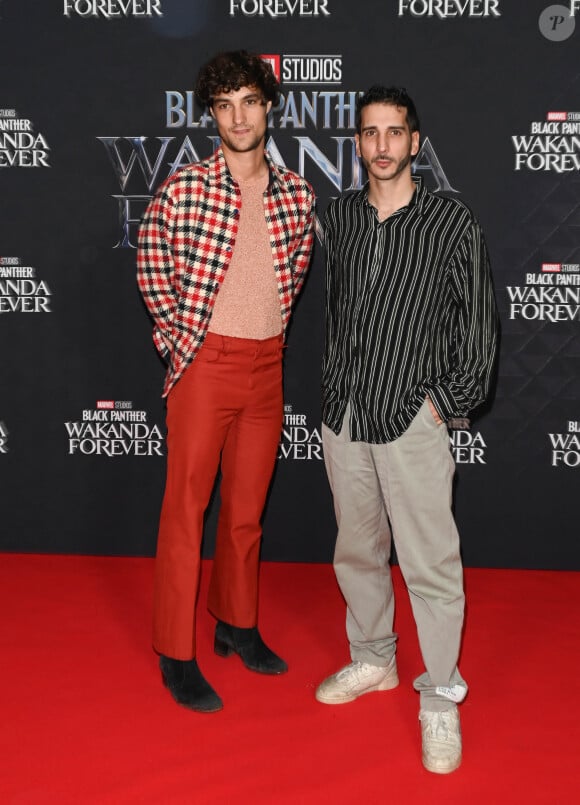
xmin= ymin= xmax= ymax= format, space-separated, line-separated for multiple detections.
xmin=341 ymin=661 xmax=379 ymax=678
xmin=422 ymin=710 xmax=458 ymax=743
xmin=336 ymin=661 xmax=364 ymax=680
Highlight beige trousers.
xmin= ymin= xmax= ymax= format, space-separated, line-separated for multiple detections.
xmin=322 ymin=400 xmax=467 ymax=711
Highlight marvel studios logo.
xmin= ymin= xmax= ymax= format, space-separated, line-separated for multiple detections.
xmin=546 ymin=111 xmax=580 ymax=121
xmin=542 ymin=263 xmax=580 ymax=273
xmin=262 ymin=53 xmax=342 ymax=84
xmin=96 ymin=400 xmax=133 ymax=410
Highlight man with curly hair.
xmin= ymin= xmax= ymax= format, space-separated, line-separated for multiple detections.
xmin=137 ymin=51 xmax=315 ymax=713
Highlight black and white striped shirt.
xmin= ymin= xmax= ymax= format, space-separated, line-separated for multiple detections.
xmin=322 ymin=177 xmax=499 ymax=443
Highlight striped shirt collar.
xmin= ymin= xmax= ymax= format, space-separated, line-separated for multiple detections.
xmin=356 ymin=175 xmax=427 ymax=215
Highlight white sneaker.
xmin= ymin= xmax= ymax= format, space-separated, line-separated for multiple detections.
xmin=315 ymin=659 xmax=399 ymax=705
xmin=419 ymin=707 xmax=462 ymax=774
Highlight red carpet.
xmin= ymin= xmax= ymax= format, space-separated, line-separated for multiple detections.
xmin=0 ymin=555 xmax=578 ymax=804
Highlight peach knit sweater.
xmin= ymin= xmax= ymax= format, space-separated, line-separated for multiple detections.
xmin=208 ymin=174 xmax=282 ymax=339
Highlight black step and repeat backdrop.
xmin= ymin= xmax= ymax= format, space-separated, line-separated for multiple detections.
xmin=1 ymin=1 xmax=579 ymax=568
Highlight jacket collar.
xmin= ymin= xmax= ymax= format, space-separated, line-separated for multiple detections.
xmin=204 ymin=146 xmax=290 ymax=192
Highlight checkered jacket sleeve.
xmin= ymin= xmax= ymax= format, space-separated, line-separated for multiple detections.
xmin=289 ymin=189 xmax=316 ymax=297
xmin=136 ymin=181 xmax=179 ymax=360
xmin=267 ymin=174 xmax=316 ymax=323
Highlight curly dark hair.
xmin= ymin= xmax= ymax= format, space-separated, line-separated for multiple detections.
xmin=195 ymin=51 xmax=280 ymax=108
xmin=355 ymin=86 xmax=420 ymax=135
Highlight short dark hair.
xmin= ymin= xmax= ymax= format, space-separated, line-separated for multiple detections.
xmin=195 ymin=51 xmax=280 ymax=108
xmin=355 ymin=86 xmax=420 ymax=135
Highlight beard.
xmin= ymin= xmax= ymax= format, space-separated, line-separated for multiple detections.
xmin=366 ymin=150 xmax=412 ymax=181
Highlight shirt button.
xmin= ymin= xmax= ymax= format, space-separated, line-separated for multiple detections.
xmin=233 ymin=209 xmax=240 ymax=218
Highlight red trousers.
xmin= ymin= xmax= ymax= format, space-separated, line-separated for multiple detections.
xmin=153 ymin=332 xmax=284 ymax=660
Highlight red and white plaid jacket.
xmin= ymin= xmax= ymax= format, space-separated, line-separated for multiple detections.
xmin=137 ymin=147 xmax=315 ymax=397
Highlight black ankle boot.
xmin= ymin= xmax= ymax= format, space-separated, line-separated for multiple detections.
xmin=159 ymin=656 xmax=223 ymax=713
xmin=214 ymin=621 xmax=288 ymax=675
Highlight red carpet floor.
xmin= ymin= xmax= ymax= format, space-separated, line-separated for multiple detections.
xmin=1 ymin=555 xmax=578 ymax=804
